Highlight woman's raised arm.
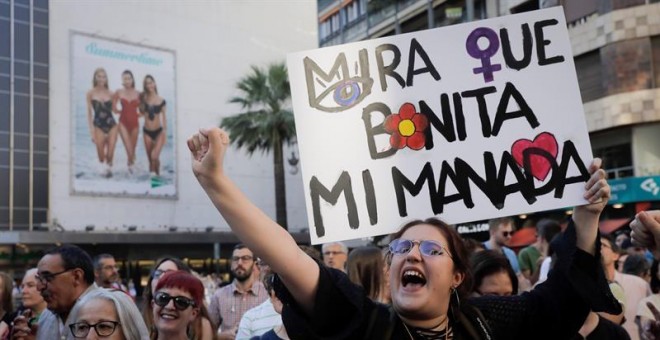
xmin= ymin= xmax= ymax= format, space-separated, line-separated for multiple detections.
xmin=188 ymin=127 xmax=320 ymax=315
xmin=572 ymin=158 xmax=610 ymax=255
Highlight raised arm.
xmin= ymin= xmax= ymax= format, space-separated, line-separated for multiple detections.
xmin=572 ymin=158 xmax=610 ymax=255
xmin=188 ymin=127 xmax=319 ymax=315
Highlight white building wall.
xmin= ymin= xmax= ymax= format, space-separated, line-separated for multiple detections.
xmin=632 ymin=123 xmax=660 ymax=176
xmin=49 ymin=1 xmax=317 ymax=232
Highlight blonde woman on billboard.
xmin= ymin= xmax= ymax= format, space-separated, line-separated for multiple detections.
xmin=140 ymin=75 xmax=167 ymax=177
xmin=112 ymin=70 xmax=141 ymax=174
xmin=86 ymin=67 xmax=118 ymax=178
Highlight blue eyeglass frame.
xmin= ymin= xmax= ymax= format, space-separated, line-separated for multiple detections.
xmin=388 ymin=239 xmax=453 ymax=259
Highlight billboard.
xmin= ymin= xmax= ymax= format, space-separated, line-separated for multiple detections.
xmin=70 ymin=32 xmax=177 ymax=198
xmin=287 ymin=7 xmax=594 ymax=244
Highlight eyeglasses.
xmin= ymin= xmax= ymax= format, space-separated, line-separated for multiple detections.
xmin=69 ymin=321 xmax=120 ymax=338
xmin=323 ymin=251 xmax=345 ymax=256
xmin=35 ymin=269 xmax=74 ymax=284
xmin=231 ymin=255 xmax=254 ymax=263
xmin=388 ymin=239 xmax=452 ymax=259
xmin=501 ymin=231 xmax=513 ymax=237
xmin=152 ymin=269 xmax=174 ymax=280
xmin=154 ymin=291 xmax=196 ymax=310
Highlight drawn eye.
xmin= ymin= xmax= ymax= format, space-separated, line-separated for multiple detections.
xmin=314 ymin=77 xmax=373 ymax=112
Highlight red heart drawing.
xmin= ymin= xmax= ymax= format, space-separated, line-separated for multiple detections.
xmin=511 ymin=132 xmax=559 ymax=181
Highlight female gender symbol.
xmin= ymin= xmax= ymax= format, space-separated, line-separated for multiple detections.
xmin=466 ymin=27 xmax=502 ymax=83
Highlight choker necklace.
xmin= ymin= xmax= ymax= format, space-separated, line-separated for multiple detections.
xmin=402 ymin=316 xmax=451 ymax=340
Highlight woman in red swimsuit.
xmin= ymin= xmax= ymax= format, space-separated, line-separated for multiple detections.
xmin=112 ymin=70 xmax=141 ymax=173
xmin=140 ymin=75 xmax=167 ymax=177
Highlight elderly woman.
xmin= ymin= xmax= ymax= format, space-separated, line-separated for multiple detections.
xmin=67 ymin=288 xmax=149 ymax=340
xmin=188 ymin=127 xmax=620 ymax=339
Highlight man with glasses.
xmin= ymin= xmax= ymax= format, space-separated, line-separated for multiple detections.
xmin=209 ymin=244 xmax=268 ymax=340
xmin=12 ymin=244 xmax=99 ymax=340
xmin=93 ymin=253 xmax=120 ymax=289
xmin=483 ymin=216 xmax=521 ymax=274
xmin=322 ymin=241 xmax=348 ymax=272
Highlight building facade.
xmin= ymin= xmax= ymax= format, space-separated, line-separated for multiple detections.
xmin=0 ymin=1 xmax=318 ymax=281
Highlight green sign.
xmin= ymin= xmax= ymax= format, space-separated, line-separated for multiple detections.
xmin=609 ymin=175 xmax=660 ymax=204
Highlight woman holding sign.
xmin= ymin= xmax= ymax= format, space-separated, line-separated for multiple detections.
xmin=188 ymin=127 xmax=621 ymax=339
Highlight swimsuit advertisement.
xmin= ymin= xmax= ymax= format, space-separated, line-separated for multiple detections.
xmin=70 ymin=32 xmax=177 ymax=198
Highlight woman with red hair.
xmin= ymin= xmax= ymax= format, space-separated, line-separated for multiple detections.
xmin=151 ymin=271 xmax=214 ymax=340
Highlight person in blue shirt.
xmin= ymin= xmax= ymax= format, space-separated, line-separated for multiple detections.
xmin=483 ymin=216 xmax=521 ymax=274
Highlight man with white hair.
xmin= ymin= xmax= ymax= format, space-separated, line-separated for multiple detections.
xmin=322 ymin=241 xmax=348 ymax=272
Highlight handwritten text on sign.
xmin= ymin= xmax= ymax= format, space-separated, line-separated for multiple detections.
xmin=287 ymin=8 xmax=592 ymax=244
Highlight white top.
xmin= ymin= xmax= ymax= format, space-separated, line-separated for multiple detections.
xmin=235 ymin=299 xmax=282 ymax=340
xmin=614 ymin=271 xmax=652 ymax=340
xmin=537 ymin=256 xmax=552 ymax=285
xmin=637 ymin=294 xmax=660 ymax=320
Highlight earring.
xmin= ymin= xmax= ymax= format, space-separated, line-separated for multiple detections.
xmin=451 ymin=286 xmax=460 ymax=308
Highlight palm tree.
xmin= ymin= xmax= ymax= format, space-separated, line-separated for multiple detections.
xmin=221 ymin=62 xmax=296 ymax=230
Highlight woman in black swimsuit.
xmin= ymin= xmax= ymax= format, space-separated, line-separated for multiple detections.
xmin=86 ymin=68 xmax=118 ymax=177
xmin=140 ymin=75 xmax=167 ymax=177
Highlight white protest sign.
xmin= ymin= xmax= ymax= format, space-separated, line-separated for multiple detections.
xmin=287 ymin=7 xmax=592 ymax=245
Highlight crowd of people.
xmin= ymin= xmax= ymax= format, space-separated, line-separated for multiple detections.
xmin=1 ymin=127 xmax=659 ymax=339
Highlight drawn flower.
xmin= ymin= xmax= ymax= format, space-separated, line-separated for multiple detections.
xmin=384 ymin=103 xmax=428 ymax=150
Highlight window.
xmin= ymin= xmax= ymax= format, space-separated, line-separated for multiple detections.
xmin=575 ymin=51 xmax=604 ymax=102
xmin=34 ymin=8 xmax=48 ymax=26
xmin=34 ymin=0 xmax=48 ymax=10
xmin=0 ymin=93 xmax=8 ymax=131
xmin=34 ymin=169 xmax=47 ymax=207
xmin=13 ymin=168 xmax=28 ymax=207
xmin=653 ymin=35 xmax=660 ymax=88
xmin=14 ymin=94 xmax=29 ymax=133
xmin=34 ymin=64 xmax=48 ymax=80
xmin=591 ymin=129 xmax=633 ymax=179
xmin=0 ymin=3 xmax=8 ymax=19
xmin=0 ymin=19 xmax=9 ymax=58
xmin=34 ymin=98 xmax=48 ymax=135
xmin=13 ymin=22 xmax=29 ymax=61
xmin=13 ymin=3 xmax=29 ymax=23
xmin=34 ymin=26 xmax=48 ymax=64
xmin=34 ymin=135 xmax=47 ymax=152
xmin=0 ymin=75 xmax=8 ymax=92
xmin=0 ymin=59 xmax=8 ymax=75
xmin=14 ymin=60 xmax=28 ymax=77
